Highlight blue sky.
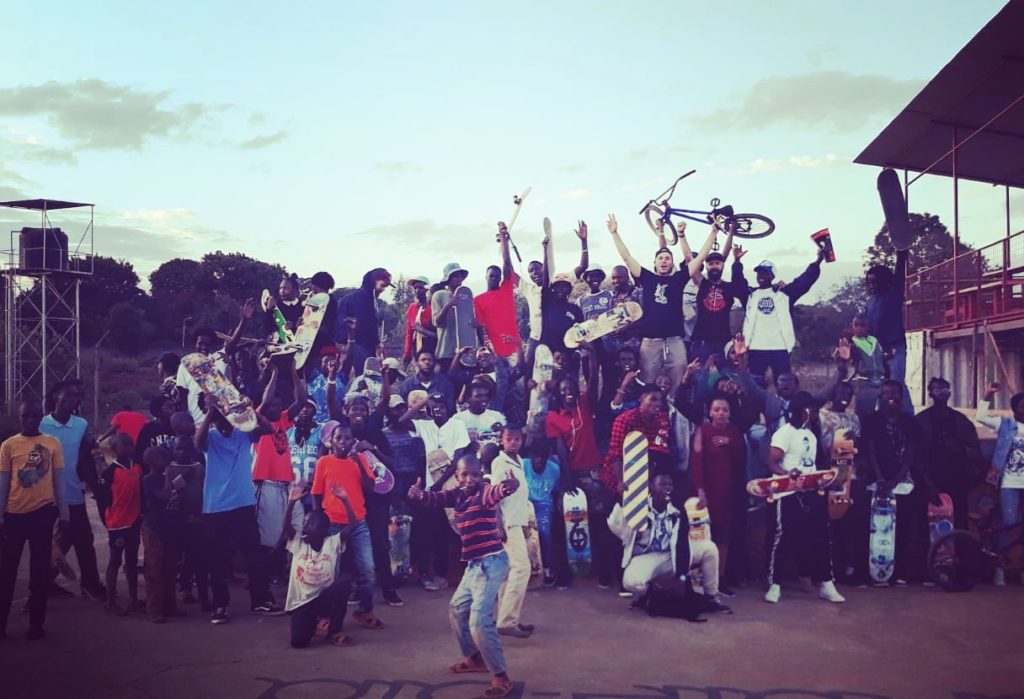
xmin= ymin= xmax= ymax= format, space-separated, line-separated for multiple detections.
xmin=0 ymin=0 xmax=1016 ymax=298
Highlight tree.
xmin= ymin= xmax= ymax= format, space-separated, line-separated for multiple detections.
xmin=149 ymin=258 xmax=210 ymax=342
xmin=107 ymin=302 xmax=153 ymax=355
xmin=865 ymin=212 xmax=974 ymax=273
xmin=792 ymin=276 xmax=867 ymax=365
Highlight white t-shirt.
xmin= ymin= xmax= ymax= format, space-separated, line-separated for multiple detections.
xmin=745 ymin=287 xmax=792 ymax=351
xmin=176 ymin=357 xmax=228 ymax=423
xmin=770 ymin=422 xmax=818 ymax=475
xmin=490 ymin=451 xmax=530 ymax=527
xmin=517 ymin=275 xmax=543 ymax=341
xmin=412 ymin=418 xmax=471 ymax=486
xmin=452 ymin=409 xmax=507 ymax=448
xmin=285 ymin=533 xmax=343 ymax=612
xmin=1003 ymin=426 xmax=1024 ymax=489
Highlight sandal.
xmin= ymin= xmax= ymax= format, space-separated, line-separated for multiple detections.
xmin=316 ymin=617 xmax=330 ymax=635
xmin=449 ymin=659 xmax=488 ymax=674
xmin=353 ymin=611 xmax=384 ymax=630
xmin=482 ymin=679 xmax=514 ymax=698
xmin=327 ymin=632 xmax=354 ymax=647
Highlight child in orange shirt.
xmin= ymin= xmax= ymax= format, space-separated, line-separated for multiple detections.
xmin=97 ymin=434 xmax=144 ymax=615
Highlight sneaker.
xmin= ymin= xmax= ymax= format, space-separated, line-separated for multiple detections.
xmin=922 ymin=580 xmax=936 ymax=588
xmin=555 ymin=581 xmax=570 ymax=591
xmin=993 ymin=568 xmax=1006 ymax=587
xmin=251 ymin=601 xmax=285 ymax=616
xmin=705 ymin=595 xmax=733 ymax=614
xmin=718 ymin=584 xmax=736 ymax=598
xmin=798 ymin=576 xmax=814 ymax=593
xmin=348 ymin=590 xmax=360 ymax=606
xmin=517 ymin=622 xmax=536 ymax=633
xmin=81 ymin=585 xmax=107 ymax=602
xmin=894 ymin=578 xmax=909 ymax=587
xmin=431 ymin=577 xmax=449 ymax=590
xmin=617 ymin=585 xmax=633 ymax=598
xmin=210 ymin=607 xmax=229 ymax=624
xmin=49 ymin=583 xmax=75 ymax=599
xmin=872 ymin=580 xmax=890 ymax=588
xmin=543 ymin=575 xmax=556 ymax=587
xmin=383 ymin=589 xmax=404 ymax=607
xmin=597 ymin=577 xmax=613 ymax=590
xmin=497 ymin=625 xmax=531 ymax=638
xmin=25 ymin=626 xmax=45 ymax=641
xmin=764 ymin=584 xmax=781 ymax=604
xmin=819 ymin=580 xmax=846 ymax=604
xmin=420 ymin=577 xmax=441 ymax=592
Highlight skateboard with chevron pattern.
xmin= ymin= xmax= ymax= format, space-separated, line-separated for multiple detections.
xmin=622 ymin=431 xmax=650 ymax=531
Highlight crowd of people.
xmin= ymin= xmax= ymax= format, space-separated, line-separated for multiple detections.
xmin=0 ymin=215 xmax=1016 ymax=698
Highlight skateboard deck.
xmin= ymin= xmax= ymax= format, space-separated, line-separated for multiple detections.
xmin=360 ymin=450 xmax=395 ymax=495
xmin=389 ymin=503 xmax=412 ymax=580
xmin=746 ymin=468 xmax=840 ymax=503
xmin=564 ymin=301 xmax=643 ymax=349
xmin=928 ymin=492 xmax=954 ymax=578
xmin=182 ymin=352 xmax=257 ymax=431
xmin=452 ymin=286 xmax=477 ymax=351
xmin=869 ymin=488 xmax=897 ymax=584
xmin=828 ymin=433 xmax=857 ymax=520
xmin=507 ymin=187 xmax=532 ymax=233
xmin=526 ymin=344 xmax=554 ymax=442
xmin=293 ymin=292 xmax=330 ymax=369
xmin=684 ymin=497 xmax=711 ymax=591
xmin=526 ymin=500 xmax=544 ymax=588
xmin=427 ymin=448 xmax=460 ymax=534
xmin=563 ymin=489 xmax=591 ymax=577
xmin=622 ymin=431 xmax=650 ymax=531
xmin=877 ymin=168 xmax=913 ymax=251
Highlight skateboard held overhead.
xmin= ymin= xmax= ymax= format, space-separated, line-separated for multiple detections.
xmin=182 ymin=352 xmax=258 ymax=432
xmin=293 ymin=292 xmax=331 ymax=369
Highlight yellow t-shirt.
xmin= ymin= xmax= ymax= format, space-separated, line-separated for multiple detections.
xmin=0 ymin=433 xmax=64 ymax=514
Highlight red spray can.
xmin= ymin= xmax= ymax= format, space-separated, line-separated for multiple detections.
xmin=811 ymin=228 xmax=835 ymax=263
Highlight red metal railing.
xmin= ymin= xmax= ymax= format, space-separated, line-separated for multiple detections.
xmin=905 ymin=230 xmax=1024 ymax=331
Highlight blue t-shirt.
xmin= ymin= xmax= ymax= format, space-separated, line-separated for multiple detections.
xmin=289 ymin=424 xmax=323 ymax=483
xmin=41 ymin=414 xmax=90 ymax=506
xmin=523 ymin=458 xmax=560 ymax=505
xmin=201 ymin=428 xmax=256 ymax=514
xmin=307 ymin=374 xmax=346 ymax=424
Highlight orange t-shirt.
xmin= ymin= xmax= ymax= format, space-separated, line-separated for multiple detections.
xmin=311 ymin=454 xmax=372 ymax=525
xmin=252 ymin=413 xmax=294 ymax=482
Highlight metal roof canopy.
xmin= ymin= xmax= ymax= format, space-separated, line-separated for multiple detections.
xmin=854 ymin=0 xmax=1024 ymax=189
xmin=0 ymin=199 xmax=93 ymax=211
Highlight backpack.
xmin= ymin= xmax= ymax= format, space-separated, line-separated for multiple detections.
xmin=636 ymin=573 xmax=709 ymax=623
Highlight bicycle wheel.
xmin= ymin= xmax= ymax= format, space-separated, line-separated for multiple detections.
xmin=928 ymin=530 xmax=990 ymax=592
xmin=642 ymin=203 xmax=677 ymax=245
xmin=727 ymin=213 xmax=775 ymax=239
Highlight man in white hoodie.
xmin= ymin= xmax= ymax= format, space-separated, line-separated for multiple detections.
xmin=742 ymin=250 xmax=824 ymax=386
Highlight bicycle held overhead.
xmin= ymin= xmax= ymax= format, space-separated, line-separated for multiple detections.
xmin=639 ymin=169 xmax=775 ymax=246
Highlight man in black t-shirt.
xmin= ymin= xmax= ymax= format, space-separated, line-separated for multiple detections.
xmin=607 ymin=214 xmax=717 ymax=393
xmin=539 ymin=273 xmax=584 ymax=354
xmin=690 ymin=245 xmax=749 ymax=364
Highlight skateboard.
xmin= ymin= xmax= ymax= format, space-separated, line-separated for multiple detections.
xmin=389 ymin=503 xmax=412 ymax=580
xmin=746 ymin=468 xmax=840 ymax=504
xmin=828 ymin=433 xmax=857 ymax=520
xmin=526 ymin=500 xmax=544 ymax=588
xmin=927 ymin=492 xmax=954 ymax=579
xmin=359 ymin=450 xmax=395 ymax=495
xmin=622 ymin=431 xmax=650 ymax=531
xmin=869 ymin=486 xmax=897 ymax=584
xmin=426 ymin=448 xmax=460 ymax=534
xmin=452 ymin=286 xmax=477 ymax=351
xmin=684 ymin=497 xmax=711 ymax=590
xmin=181 ymin=352 xmax=258 ymax=431
xmin=258 ymin=289 xmax=299 ymax=358
xmin=877 ymin=168 xmax=914 ymax=251
xmin=563 ymin=489 xmax=591 ymax=577
xmin=526 ymin=344 xmax=554 ymax=442
xmin=293 ymin=292 xmax=331 ymax=369
xmin=563 ymin=301 xmax=643 ymax=349
xmin=497 ymin=187 xmax=532 ymax=263
xmin=261 ymin=289 xmax=291 ymax=344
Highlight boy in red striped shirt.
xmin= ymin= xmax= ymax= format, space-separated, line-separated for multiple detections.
xmin=407 ymin=455 xmax=519 ymax=699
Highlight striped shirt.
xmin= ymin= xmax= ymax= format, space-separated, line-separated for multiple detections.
xmin=422 ymin=484 xmax=508 ymax=562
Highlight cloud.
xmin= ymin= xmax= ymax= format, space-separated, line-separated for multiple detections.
xmin=559 ymin=188 xmax=589 ymax=201
xmin=558 ymin=164 xmax=583 ymax=174
xmin=0 ymin=79 xmax=220 ymax=150
xmin=691 ymin=71 xmax=922 ymax=131
xmin=238 ymin=130 xmax=288 ymax=150
xmin=373 ymin=161 xmax=423 ymax=174
xmin=351 ymin=219 xmax=498 ymax=257
xmin=727 ymin=153 xmax=844 ymax=175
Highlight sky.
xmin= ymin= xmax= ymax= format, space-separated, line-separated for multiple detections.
xmin=0 ymin=0 xmax=1018 ymax=301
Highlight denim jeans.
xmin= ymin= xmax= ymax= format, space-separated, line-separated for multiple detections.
xmin=449 ymin=551 xmax=510 ymax=674
xmin=331 ymin=519 xmax=375 ymax=613
xmin=1000 ymin=488 xmax=1023 ymax=552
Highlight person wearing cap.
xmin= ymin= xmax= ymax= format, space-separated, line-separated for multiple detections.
xmin=432 ymin=262 xmax=476 ymax=372
xmin=606 ymin=214 xmax=718 ymax=394
xmin=336 ymin=268 xmax=392 ymax=378
xmin=539 ymin=273 xmax=583 ymax=361
xmin=686 ymin=222 xmax=750 ymax=366
xmin=742 ymin=248 xmax=823 ymax=385
xmin=475 ymin=225 xmax=522 ymax=363
xmin=402 ymin=276 xmax=436 ymax=365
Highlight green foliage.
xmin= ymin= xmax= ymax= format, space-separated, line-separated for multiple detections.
xmin=107 ymin=301 xmax=153 ymax=355
xmin=865 ymin=212 xmax=973 ymax=273
xmin=792 ymin=276 xmax=867 ymax=365
xmin=80 ymin=256 xmax=145 ymax=345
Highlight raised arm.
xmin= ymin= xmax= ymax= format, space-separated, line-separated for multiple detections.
xmin=258 ymin=364 xmax=279 ymax=415
xmin=686 ymin=221 xmax=720 ymax=277
xmin=224 ymin=298 xmax=257 ymax=356
xmin=607 ymin=214 xmax=642 ymax=279
xmin=974 ymin=382 xmax=1002 ymax=432
xmin=573 ymin=220 xmax=589 ymax=280
xmin=194 ymin=408 xmax=216 ymax=451
xmin=543 ymin=219 xmax=554 ymax=287
xmin=497 ymin=222 xmax=515 ymax=282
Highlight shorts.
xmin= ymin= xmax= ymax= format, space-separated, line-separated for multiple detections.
xmin=256 ymin=480 xmax=290 ymax=547
xmin=108 ymin=522 xmax=141 ymax=549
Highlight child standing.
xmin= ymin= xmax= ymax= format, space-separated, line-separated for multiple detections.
xmin=408 ymin=455 xmax=519 ymax=699
xmin=490 ymin=426 xmax=533 ymax=638
xmin=97 ymin=433 xmax=144 ymax=615
xmin=690 ymin=395 xmax=746 ymax=596
xmin=141 ymin=447 xmax=185 ymax=623
xmin=850 ymin=314 xmax=886 ymax=417
xmin=285 ymin=480 xmax=357 ymax=648
xmin=523 ymin=442 xmax=559 ymax=587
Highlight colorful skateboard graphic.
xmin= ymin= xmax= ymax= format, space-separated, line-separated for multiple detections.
xmin=563 ymin=301 xmax=643 ymax=349
xmin=360 ymin=450 xmax=395 ymax=495
xmin=928 ymin=492 xmax=954 ymax=580
xmin=563 ymin=489 xmax=591 ymax=577
xmin=869 ymin=487 xmax=897 ymax=584
xmin=622 ymin=431 xmax=650 ymax=531
xmin=828 ymin=433 xmax=857 ymax=520
xmin=747 ymin=468 xmax=840 ymax=504
xmin=684 ymin=497 xmax=711 ymax=590
xmin=182 ymin=352 xmax=257 ymax=431
xmin=293 ymin=292 xmax=330 ymax=369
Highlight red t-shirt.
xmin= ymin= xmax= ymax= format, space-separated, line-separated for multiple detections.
xmin=404 ymin=301 xmax=434 ymax=360
xmin=473 ymin=275 xmax=521 ymax=358
xmin=111 ymin=411 xmax=149 ymax=444
xmin=103 ymin=462 xmax=143 ymax=531
xmin=546 ymin=394 xmax=602 ymax=472
xmin=311 ymin=454 xmax=373 ymax=524
xmin=252 ymin=413 xmax=294 ymax=482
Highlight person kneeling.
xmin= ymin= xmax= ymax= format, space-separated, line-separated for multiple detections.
xmin=285 ymin=481 xmax=356 ymax=649
xmin=608 ymin=473 xmax=730 ymax=613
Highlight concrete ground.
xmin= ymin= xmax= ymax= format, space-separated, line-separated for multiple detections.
xmin=1 ymin=523 xmax=1022 ymax=699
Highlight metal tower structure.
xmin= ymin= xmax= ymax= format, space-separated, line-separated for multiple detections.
xmin=1 ymin=199 xmax=94 ymax=410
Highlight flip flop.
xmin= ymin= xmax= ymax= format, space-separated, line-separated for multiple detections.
xmin=327 ymin=632 xmax=354 ymax=647
xmin=353 ymin=611 xmax=384 ymax=629
xmin=317 ymin=617 xmax=330 ymax=635
xmin=449 ymin=660 xmax=488 ymax=674
xmin=481 ymin=679 xmax=514 ymax=698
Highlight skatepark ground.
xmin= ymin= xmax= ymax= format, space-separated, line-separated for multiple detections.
xmin=1 ymin=514 xmax=1021 ymax=699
